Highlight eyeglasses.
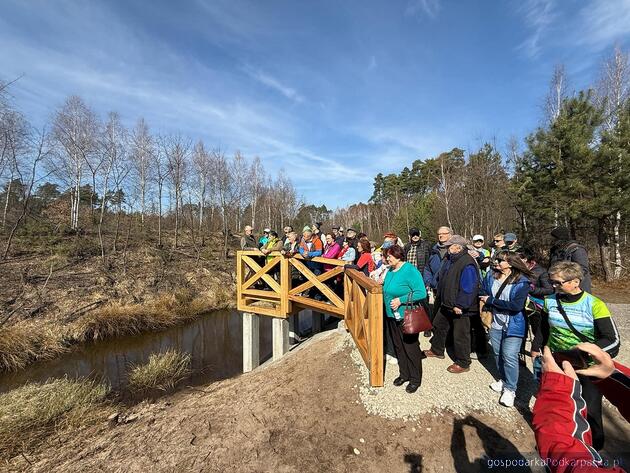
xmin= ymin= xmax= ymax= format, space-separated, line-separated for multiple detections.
xmin=438 ymin=232 xmax=450 ymax=236
xmin=550 ymin=279 xmax=569 ymax=286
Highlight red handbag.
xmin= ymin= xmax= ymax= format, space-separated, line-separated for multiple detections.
xmin=402 ymin=290 xmax=432 ymax=335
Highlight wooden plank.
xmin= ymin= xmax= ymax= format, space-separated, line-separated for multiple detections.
xmin=241 ymin=256 xmax=281 ymax=292
xmin=280 ymin=255 xmax=291 ymax=316
xmin=368 ymin=291 xmax=384 ymax=387
xmin=241 ymin=289 xmax=281 ymax=299
xmin=239 ymin=302 xmax=285 ymax=318
xmin=288 ymin=295 xmax=344 ymax=316
xmin=345 ymin=268 xmax=382 ymax=294
xmin=290 ymin=254 xmax=346 ymax=266
xmin=288 ymin=259 xmax=343 ymax=309
xmin=289 ymin=266 xmax=343 ymax=295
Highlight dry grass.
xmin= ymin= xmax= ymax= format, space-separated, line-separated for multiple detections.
xmin=69 ymin=290 xmax=210 ymax=343
xmin=127 ymin=349 xmax=192 ymax=392
xmin=0 ymin=377 xmax=110 ymax=459
xmin=0 ymin=323 xmax=70 ymax=372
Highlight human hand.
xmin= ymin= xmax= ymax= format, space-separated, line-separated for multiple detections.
xmin=574 ymin=343 xmax=615 ymax=379
xmin=390 ymin=298 xmax=401 ymax=311
xmin=542 ymin=346 xmax=577 ymax=380
xmin=531 ymin=351 xmax=540 ymax=359
xmin=479 ymin=296 xmax=489 ymax=303
xmin=453 ymin=307 xmax=463 ymax=315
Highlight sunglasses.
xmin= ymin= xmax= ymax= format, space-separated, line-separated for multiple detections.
xmin=494 ymin=239 xmax=503 ymax=243
xmin=494 ymin=258 xmax=507 ymax=264
xmin=550 ymin=279 xmax=569 ymax=286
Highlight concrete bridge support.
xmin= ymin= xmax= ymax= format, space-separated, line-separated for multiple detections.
xmin=272 ymin=317 xmax=289 ymax=361
xmin=242 ymin=312 xmax=260 ymax=373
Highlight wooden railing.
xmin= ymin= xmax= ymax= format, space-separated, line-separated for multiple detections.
xmin=236 ymin=250 xmax=384 ymax=387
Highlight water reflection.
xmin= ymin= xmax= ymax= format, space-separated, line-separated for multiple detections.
xmin=0 ymin=310 xmax=306 ymax=393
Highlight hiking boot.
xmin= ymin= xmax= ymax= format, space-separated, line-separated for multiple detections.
xmin=499 ymin=389 xmax=516 ymax=407
xmin=423 ymin=349 xmax=445 ymax=359
xmin=490 ymin=380 xmax=504 ymax=393
xmin=447 ymin=363 xmax=470 ymax=374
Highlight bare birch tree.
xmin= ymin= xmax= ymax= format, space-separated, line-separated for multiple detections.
xmin=52 ymin=96 xmax=98 ymax=229
xmin=130 ymin=117 xmax=154 ymax=228
xmin=164 ymin=134 xmax=190 ymax=248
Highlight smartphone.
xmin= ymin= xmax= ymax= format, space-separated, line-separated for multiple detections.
xmin=552 ymin=349 xmax=591 ymax=370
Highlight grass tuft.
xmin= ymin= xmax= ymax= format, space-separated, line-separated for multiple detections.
xmin=127 ymin=349 xmax=191 ymax=392
xmin=0 ymin=323 xmax=70 ymax=372
xmin=0 ymin=377 xmax=110 ymax=458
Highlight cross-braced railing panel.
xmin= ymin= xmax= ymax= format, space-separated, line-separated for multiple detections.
xmin=236 ymin=251 xmax=384 ymax=386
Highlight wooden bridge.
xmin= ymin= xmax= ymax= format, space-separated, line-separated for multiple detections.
xmin=236 ymin=250 xmax=384 ymax=387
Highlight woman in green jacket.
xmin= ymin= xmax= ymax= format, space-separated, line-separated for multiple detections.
xmin=382 ymin=244 xmax=428 ymax=393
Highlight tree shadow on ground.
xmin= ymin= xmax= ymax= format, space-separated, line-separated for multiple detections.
xmin=451 ymin=415 xmax=534 ymax=473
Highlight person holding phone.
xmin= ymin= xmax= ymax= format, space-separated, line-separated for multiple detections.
xmin=479 ymin=250 xmax=532 ymax=407
xmin=533 ymin=344 xmax=629 ymax=472
xmin=531 ymin=261 xmax=620 ymax=450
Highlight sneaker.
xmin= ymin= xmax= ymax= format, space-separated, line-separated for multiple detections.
xmin=490 ymin=380 xmax=503 ymax=393
xmin=499 ymin=389 xmax=515 ymax=407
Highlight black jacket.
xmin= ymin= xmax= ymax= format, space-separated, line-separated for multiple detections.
xmin=403 ymin=240 xmax=431 ymax=273
xmin=549 ymin=240 xmax=591 ymax=292
xmin=529 ymin=264 xmax=554 ymax=299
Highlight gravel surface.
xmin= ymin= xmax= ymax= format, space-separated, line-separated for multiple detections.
xmin=344 ymin=304 xmax=630 ymax=421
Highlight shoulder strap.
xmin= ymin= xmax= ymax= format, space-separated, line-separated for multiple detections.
xmin=494 ymin=277 xmax=511 ymax=299
xmin=554 ymin=294 xmax=590 ymax=343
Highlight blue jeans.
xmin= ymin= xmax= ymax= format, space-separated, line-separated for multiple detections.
xmin=489 ymin=328 xmax=522 ymax=393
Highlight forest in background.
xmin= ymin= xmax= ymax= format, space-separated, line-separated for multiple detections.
xmin=1 ymin=46 xmax=629 ymax=282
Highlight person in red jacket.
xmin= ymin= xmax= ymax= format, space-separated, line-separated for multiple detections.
xmin=533 ymin=343 xmax=629 ymax=472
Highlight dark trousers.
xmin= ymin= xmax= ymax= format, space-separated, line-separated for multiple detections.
xmin=384 ymin=314 xmax=396 ymax=358
xmin=579 ymin=374 xmax=605 ymax=450
xmin=469 ymin=312 xmax=487 ymax=356
xmin=430 ymin=308 xmax=471 ymax=368
xmin=386 ymin=317 xmax=423 ymax=384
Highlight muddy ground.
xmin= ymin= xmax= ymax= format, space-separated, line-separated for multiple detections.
xmin=7 ymin=327 xmax=629 ymax=473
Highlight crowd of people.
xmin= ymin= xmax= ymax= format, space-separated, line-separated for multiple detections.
xmin=240 ymin=223 xmax=627 ymax=470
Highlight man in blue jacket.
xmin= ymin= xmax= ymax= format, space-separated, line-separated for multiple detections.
xmin=424 ymin=235 xmax=479 ymax=374
xmin=423 ymin=226 xmax=452 ymax=290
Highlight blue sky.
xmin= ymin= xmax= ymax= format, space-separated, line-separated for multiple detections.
xmin=1 ymin=0 xmax=629 ymax=208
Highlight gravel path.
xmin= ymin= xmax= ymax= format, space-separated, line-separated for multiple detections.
xmin=345 ymin=304 xmax=630 ymax=421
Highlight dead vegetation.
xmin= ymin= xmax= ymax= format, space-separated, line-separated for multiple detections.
xmin=0 ymin=323 xmax=69 ymax=372
xmin=127 ymin=349 xmax=192 ymax=393
xmin=0 ymin=377 xmax=111 ymax=460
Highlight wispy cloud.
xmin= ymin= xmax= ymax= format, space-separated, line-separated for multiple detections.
xmin=516 ymin=0 xmax=556 ymax=59
xmin=576 ymin=0 xmax=630 ymax=50
xmin=241 ymin=65 xmax=304 ymax=103
xmin=405 ymin=0 xmax=441 ymax=19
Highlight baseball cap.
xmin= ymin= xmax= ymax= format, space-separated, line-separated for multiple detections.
xmin=444 ymin=235 xmax=468 ymax=247
xmin=409 ymin=227 xmax=420 ymax=237
xmin=504 ymin=232 xmax=517 ymax=243
xmin=263 ymin=228 xmax=271 ymax=233
xmin=472 ymin=234 xmax=484 ymax=242
xmin=302 ymin=225 xmax=312 ymax=232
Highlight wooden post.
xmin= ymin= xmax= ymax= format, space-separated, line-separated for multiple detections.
xmin=242 ymin=312 xmax=260 ymax=372
xmin=272 ymin=317 xmax=289 ymax=361
xmin=368 ymin=291 xmax=384 ymax=387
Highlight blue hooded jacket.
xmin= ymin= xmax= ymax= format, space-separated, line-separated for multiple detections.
xmin=423 ymin=243 xmax=447 ymax=289
xmin=480 ymin=273 xmax=530 ymax=338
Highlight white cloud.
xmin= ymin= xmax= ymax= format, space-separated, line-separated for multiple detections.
xmin=405 ymin=0 xmax=441 ymax=19
xmin=576 ymin=0 xmax=630 ymax=50
xmin=516 ymin=0 xmax=556 ymax=59
xmin=241 ymin=66 xmax=304 ymax=103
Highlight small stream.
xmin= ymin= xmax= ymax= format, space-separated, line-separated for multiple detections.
xmin=0 ymin=310 xmax=316 ymax=395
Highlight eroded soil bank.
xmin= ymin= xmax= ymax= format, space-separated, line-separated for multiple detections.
xmin=5 ymin=322 xmax=630 ymax=472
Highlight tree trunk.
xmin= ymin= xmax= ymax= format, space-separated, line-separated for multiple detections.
xmin=157 ymin=182 xmax=163 ymax=247
xmin=613 ymin=210 xmax=622 ymax=279
xmin=597 ymin=219 xmax=613 ymax=282
xmin=2 ymin=174 xmax=12 ymax=231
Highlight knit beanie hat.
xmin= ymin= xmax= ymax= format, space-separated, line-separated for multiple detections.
xmin=551 ymin=226 xmax=570 ymax=240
